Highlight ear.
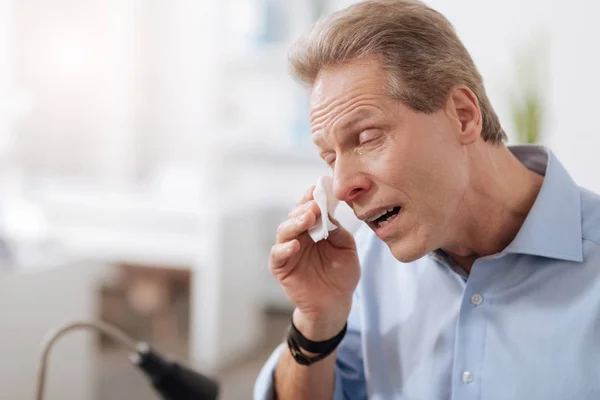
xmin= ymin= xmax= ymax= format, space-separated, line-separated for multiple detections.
xmin=445 ymin=85 xmax=482 ymax=146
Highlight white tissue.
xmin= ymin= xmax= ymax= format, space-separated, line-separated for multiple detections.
xmin=308 ymin=176 xmax=340 ymax=242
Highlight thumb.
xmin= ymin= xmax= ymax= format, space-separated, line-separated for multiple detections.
xmin=326 ymin=216 xmax=356 ymax=249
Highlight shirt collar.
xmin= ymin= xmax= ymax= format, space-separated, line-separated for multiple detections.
xmin=502 ymin=144 xmax=583 ymax=262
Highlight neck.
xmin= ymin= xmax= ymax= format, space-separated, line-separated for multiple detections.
xmin=442 ymin=143 xmax=544 ymax=273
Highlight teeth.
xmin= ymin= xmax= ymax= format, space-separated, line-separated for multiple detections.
xmin=367 ymin=207 xmax=396 ymax=222
xmin=378 ymin=218 xmax=392 ymax=227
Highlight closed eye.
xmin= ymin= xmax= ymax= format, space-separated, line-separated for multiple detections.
xmin=322 ymin=152 xmax=336 ymax=167
xmin=359 ymin=129 xmax=383 ymax=145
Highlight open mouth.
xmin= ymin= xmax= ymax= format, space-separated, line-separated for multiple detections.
xmin=367 ymin=206 xmax=401 ymax=229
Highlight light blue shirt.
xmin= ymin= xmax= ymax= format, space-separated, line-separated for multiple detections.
xmin=254 ymin=145 xmax=600 ymax=400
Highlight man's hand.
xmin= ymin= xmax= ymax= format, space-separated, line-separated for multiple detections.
xmin=269 ymin=185 xmax=361 ymax=339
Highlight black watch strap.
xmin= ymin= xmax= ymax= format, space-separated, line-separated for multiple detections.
xmin=286 ymin=318 xmax=347 ymax=366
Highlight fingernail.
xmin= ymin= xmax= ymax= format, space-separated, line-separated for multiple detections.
xmin=286 ymin=242 xmax=294 ymax=252
xmin=298 ymin=215 xmax=305 ymax=223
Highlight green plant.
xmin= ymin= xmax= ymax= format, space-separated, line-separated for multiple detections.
xmin=512 ymin=89 xmax=543 ymax=144
xmin=509 ymin=35 xmax=548 ymax=144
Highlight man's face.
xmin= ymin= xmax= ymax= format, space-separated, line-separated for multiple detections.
xmin=310 ymin=58 xmax=470 ymax=262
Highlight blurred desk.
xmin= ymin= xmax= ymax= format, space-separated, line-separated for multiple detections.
xmin=31 ymin=184 xmax=267 ymax=372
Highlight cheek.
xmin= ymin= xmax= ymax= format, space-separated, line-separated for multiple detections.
xmin=357 ymin=140 xmax=392 ymax=176
xmin=358 ymin=126 xmax=465 ymax=207
xmin=379 ymin=139 xmax=436 ymax=192
xmin=383 ymin=142 xmax=465 ymax=216
xmin=357 ymin=135 xmax=428 ymax=197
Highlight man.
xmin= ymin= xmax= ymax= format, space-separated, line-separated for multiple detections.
xmin=255 ymin=1 xmax=600 ymax=399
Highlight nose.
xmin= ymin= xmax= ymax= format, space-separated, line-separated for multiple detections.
xmin=332 ymin=156 xmax=371 ymax=203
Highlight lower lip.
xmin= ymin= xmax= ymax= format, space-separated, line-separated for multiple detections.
xmin=373 ymin=211 xmax=401 ymax=239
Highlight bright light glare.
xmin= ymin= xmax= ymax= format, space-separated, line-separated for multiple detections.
xmin=53 ymin=37 xmax=88 ymax=77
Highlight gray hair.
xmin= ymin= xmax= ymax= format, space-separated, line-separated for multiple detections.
xmin=289 ymin=0 xmax=506 ymax=143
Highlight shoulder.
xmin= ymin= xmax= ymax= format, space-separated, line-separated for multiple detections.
xmin=580 ymin=187 xmax=600 ymax=246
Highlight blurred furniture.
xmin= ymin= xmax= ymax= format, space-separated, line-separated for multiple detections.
xmin=31 ymin=184 xmax=267 ymax=372
xmin=0 ymin=260 xmax=105 ymax=400
xmin=100 ymin=264 xmax=191 ymax=354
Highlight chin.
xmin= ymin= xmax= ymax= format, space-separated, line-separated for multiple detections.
xmin=387 ymin=237 xmax=431 ymax=263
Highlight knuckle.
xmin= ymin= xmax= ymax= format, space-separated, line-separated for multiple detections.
xmin=271 ymin=243 xmax=285 ymax=258
xmin=276 ymin=223 xmax=286 ymax=236
xmin=268 ymin=263 xmax=278 ymax=276
xmin=268 ymin=251 xmax=279 ymax=268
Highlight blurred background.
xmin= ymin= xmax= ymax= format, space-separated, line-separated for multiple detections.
xmin=0 ymin=0 xmax=598 ymax=399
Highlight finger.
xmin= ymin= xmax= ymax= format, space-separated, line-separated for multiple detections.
xmin=329 ymin=215 xmax=341 ymax=227
xmin=269 ymin=240 xmax=300 ymax=270
xmin=288 ymin=200 xmax=320 ymax=219
xmin=276 ymin=210 xmax=317 ymax=244
xmin=325 ymin=217 xmax=356 ymax=250
xmin=296 ymin=185 xmax=316 ymax=206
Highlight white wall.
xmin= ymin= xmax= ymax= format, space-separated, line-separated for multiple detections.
xmin=0 ymin=0 xmax=15 ymax=163
xmin=426 ymin=0 xmax=600 ymax=191
xmin=544 ymin=1 xmax=600 ymax=191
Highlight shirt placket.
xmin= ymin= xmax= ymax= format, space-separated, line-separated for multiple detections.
xmin=449 ymin=256 xmax=502 ymax=400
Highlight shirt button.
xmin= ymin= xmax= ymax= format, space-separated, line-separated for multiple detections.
xmin=471 ymin=293 xmax=483 ymax=306
xmin=462 ymin=371 xmax=474 ymax=383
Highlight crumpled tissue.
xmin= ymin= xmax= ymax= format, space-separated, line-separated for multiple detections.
xmin=308 ymin=176 xmax=339 ymax=242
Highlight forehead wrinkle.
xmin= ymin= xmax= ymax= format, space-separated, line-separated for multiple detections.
xmin=311 ymin=90 xmax=382 ymax=140
xmin=330 ymin=105 xmax=379 ymax=136
xmin=310 ymin=64 xmax=388 ymax=123
xmin=310 ymin=93 xmax=351 ymax=129
xmin=309 ymin=82 xmax=376 ymax=125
